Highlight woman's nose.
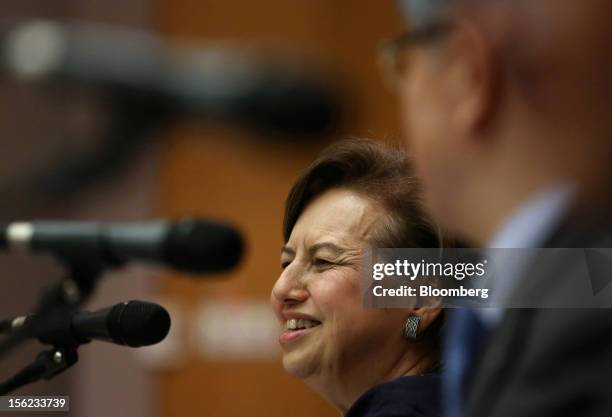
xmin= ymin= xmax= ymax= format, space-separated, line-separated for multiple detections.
xmin=272 ymin=268 xmax=309 ymax=306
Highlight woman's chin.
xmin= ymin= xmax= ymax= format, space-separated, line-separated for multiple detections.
xmin=282 ymin=350 xmax=316 ymax=379
xmin=278 ymin=325 xmax=323 ymax=377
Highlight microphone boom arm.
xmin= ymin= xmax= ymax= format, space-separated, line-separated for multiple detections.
xmin=0 ymin=346 xmax=78 ymax=395
xmin=0 ymin=259 xmax=103 ymax=361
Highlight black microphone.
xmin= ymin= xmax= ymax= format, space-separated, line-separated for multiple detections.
xmin=0 ymin=218 xmax=244 ymax=273
xmin=1 ymin=19 xmax=340 ymax=136
xmin=1 ymin=301 xmax=171 ymax=348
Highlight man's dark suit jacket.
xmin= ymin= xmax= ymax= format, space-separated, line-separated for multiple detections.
xmin=464 ymin=216 xmax=612 ymax=417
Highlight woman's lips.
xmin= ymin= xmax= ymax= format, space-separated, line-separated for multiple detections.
xmin=279 ymin=325 xmax=319 ymax=345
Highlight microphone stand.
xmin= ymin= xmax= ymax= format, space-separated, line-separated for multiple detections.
xmin=0 ymin=93 xmax=169 ymax=220
xmin=0 ymin=345 xmax=78 ymax=395
xmin=29 ymin=92 xmax=170 ymax=197
xmin=0 ymin=257 xmax=105 ymax=361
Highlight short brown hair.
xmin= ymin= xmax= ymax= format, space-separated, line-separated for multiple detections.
xmin=283 ymin=138 xmax=441 ymax=248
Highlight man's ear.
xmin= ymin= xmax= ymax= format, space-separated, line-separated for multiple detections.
xmin=443 ymin=19 xmax=498 ymax=135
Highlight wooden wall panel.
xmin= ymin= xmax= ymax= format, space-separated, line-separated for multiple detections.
xmin=154 ymin=1 xmax=404 ymax=416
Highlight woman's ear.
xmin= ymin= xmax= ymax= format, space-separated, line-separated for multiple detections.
xmin=412 ymin=306 xmax=443 ymax=336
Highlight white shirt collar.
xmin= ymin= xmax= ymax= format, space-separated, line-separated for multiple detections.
xmin=478 ymin=184 xmax=576 ymax=325
xmin=488 ymin=184 xmax=576 ymax=249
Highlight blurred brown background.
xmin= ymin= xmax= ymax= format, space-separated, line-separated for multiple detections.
xmin=0 ymin=0 xmax=404 ymax=416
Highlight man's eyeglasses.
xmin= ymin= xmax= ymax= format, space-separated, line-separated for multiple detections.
xmin=378 ymin=21 xmax=452 ymax=88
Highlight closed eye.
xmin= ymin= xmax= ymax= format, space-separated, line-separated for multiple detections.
xmin=281 ymin=260 xmax=291 ymax=269
xmin=313 ymin=258 xmax=334 ymax=267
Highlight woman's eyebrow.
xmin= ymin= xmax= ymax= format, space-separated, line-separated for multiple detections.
xmin=281 ymin=245 xmax=295 ymax=256
xmin=281 ymin=242 xmax=348 ymax=256
xmin=309 ymin=242 xmax=346 ymax=256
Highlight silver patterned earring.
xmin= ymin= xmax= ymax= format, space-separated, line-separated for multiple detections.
xmin=404 ymin=315 xmax=421 ymax=340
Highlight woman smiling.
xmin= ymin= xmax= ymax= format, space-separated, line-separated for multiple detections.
xmin=271 ymin=139 xmax=444 ymax=417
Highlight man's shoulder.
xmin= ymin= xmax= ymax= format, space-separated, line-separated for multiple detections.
xmin=545 ymin=213 xmax=612 ymax=248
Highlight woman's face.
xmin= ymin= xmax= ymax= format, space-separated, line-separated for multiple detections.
xmin=271 ymin=188 xmax=409 ymax=386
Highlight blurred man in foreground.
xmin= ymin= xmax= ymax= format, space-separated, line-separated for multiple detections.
xmin=383 ymin=0 xmax=612 ymax=416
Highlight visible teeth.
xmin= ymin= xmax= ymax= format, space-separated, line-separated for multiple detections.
xmin=286 ymin=318 xmax=320 ymax=330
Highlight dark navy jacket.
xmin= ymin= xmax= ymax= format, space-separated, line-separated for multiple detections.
xmin=345 ymin=375 xmax=441 ymax=417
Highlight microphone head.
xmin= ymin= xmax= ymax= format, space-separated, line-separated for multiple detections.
xmin=236 ymin=73 xmax=341 ymax=137
xmin=164 ymin=219 xmax=244 ymax=273
xmin=107 ymin=301 xmax=171 ymax=347
xmin=0 ymin=224 xmax=7 ymax=249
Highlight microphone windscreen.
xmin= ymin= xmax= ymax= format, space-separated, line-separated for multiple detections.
xmin=164 ymin=219 xmax=244 ymax=273
xmin=235 ymin=73 xmax=340 ymax=137
xmin=0 ymin=224 xmax=7 ymax=249
xmin=107 ymin=301 xmax=171 ymax=347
